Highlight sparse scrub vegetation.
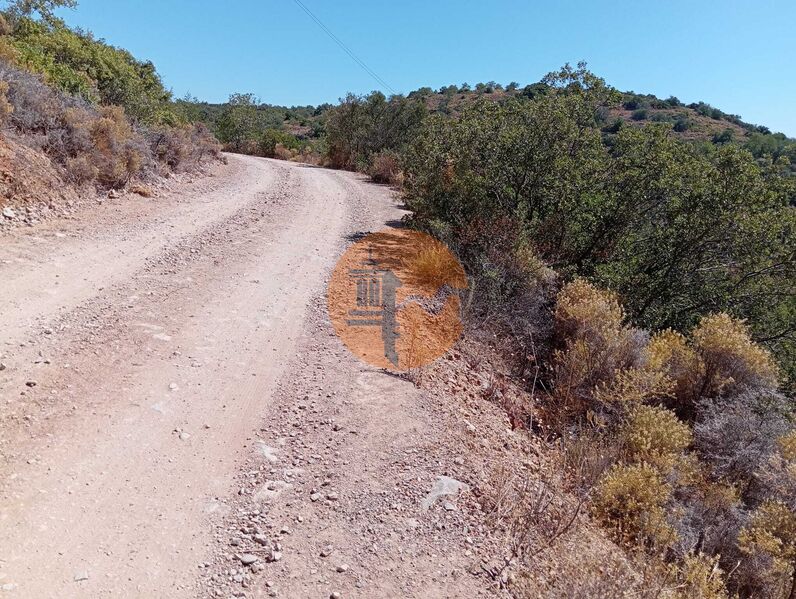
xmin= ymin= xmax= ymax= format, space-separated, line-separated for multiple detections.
xmin=544 ymin=278 xmax=794 ymax=597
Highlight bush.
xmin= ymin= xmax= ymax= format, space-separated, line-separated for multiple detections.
xmin=673 ymin=117 xmax=692 ymax=132
xmin=552 ymin=279 xmax=647 ymax=415
xmin=325 ymin=91 xmax=425 ymax=170
xmin=368 ymin=149 xmax=403 ymax=185
xmin=593 ymin=462 xmax=676 ymax=548
xmin=259 ymin=127 xmax=300 ymax=158
xmin=738 ymin=500 xmax=796 ymax=597
xmin=712 ymin=128 xmax=734 ymax=145
xmin=671 ymin=553 xmax=729 ymax=599
xmin=631 ymin=108 xmax=648 ymax=121
xmin=694 ymin=388 xmax=793 ymax=501
xmin=592 ymin=366 xmax=671 ymax=407
xmin=621 ymin=405 xmax=692 ymax=473
xmin=148 ymin=122 xmax=220 ymax=170
xmin=8 ymin=16 xmax=174 ymax=124
xmin=646 ymin=329 xmax=704 ymax=417
xmin=691 ymin=313 xmax=779 ymax=398
xmin=0 ymin=79 xmax=12 ymax=123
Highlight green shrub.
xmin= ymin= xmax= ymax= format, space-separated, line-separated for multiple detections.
xmin=325 ymin=91 xmax=425 ymax=170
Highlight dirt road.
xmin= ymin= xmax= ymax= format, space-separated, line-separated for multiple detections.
xmin=0 ymin=156 xmax=498 ymax=598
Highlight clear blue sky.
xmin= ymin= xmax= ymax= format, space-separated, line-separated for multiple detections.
xmin=56 ymin=0 xmax=796 ymax=136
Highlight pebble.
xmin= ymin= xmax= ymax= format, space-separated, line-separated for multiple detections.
xmin=326 ymin=492 xmax=339 ymax=501
xmin=253 ymin=533 xmax=269 ymax=546
xmin=179 ymin=432 xmax=191 ymax=441
xmin=0 ymin=363 xmax=6 ymax=371
xmin=169 ymin=382 xmax=179 ymax=391
xmin=238 ymin=554 xmax=258 ymax=565
xmin=320 ymin=545 xmax=333 ymax=557
xmin=330 ymin=592 xmax=342 ymax=599
xmin=25 ymin=381 xmax=37 ymax=388
xmin=310 ymin=492 xmax=322 ymax=502
xmin=73 ymin=572 xmax=89 ymax=582
xmin=336 ymin=564 xmax=349 ymax=573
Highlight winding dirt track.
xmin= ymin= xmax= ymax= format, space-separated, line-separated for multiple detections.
xmin=0 ymin=155 xmax=400 ymax=597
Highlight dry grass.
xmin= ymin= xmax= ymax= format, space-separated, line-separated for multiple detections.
xmin=404 ymin=236 xmax=467 ymax=292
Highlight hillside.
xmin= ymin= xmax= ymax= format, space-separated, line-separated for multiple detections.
xmin=192 ymin=80 xmax=796 ymax=175
xmin=0 ymin=10 xmax=220 ymax=224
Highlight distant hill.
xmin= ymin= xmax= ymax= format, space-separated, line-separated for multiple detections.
xmin=193 ymin=81 xmax=796 ymax=174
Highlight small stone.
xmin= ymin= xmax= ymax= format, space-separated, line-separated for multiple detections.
xmin=239 ymin=554 xmax=258 ymax=565
xmin=279 ymin=526 xmax=291 ymax=535
xmin=168 ymin=382 xmax=179 ymax=391
xmin=310 ymin=492 xmax=322 ymax=502
xmin=178 ymin=432 xmax=190 ymax=441
xmin=253 ymin=533 xmax=269 ymax=546
xmin=330 ymin=592 xmax=342 ymax=599
xmin=2 ymin=207 xmax=16 ymax=219
xmin=336 ymin=564 xmax=349 ymax=573
xmin=43 ymin=328 xmax=53 ymax=335
xmin=326 ymin=492 xmax=339 ymax=501
xmin=73 ymin=572 xmax=89 ymax=582
xmin=320 ymin=545 xmax=333 ymax=557
xmin=25 ymin=381 xmax=36 ymax=388
xmin=444 ymin=501 xmax=456 ymax=511
xmin=0 ymin=362 xmax=6 ymax=371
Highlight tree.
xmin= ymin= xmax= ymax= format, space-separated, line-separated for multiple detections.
xmin=3 ymin=0 xmax=76 ymax=24
xmin=325 ymin=91 xmax=425 ymax=170
xmin=215 ymin=93 xmax=259 ymax=152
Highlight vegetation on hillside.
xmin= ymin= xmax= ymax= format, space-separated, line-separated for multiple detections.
xmin=0 ymin=0 xmax=219 ymax=196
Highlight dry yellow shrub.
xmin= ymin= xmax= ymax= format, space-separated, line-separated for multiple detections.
xmin=406 ymin=237 xmax=466 ymax=292
xmin=777 ymin=430 xmax=796 ymax=462
xmin=554 ymin=278 xmax=624 ymax=339
xmin=593 ymin=462 xmax=676 ymax=549
xmin=739 ymin=500 xmax=796 ymax=593
xmin=621 ymin=405 xmax=692 ymax=473
xmin=647 ymin=329 xmax=705 ymax=408
xmin=553 ymin=279 xmax=646 ymax=415
xmin=593 ymin=366 xmax=673 ymax=405
xmin=691 ymin=313 xmax=779 ymax=396
xmin=670 ymin=553 xmax=729 ymax=599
